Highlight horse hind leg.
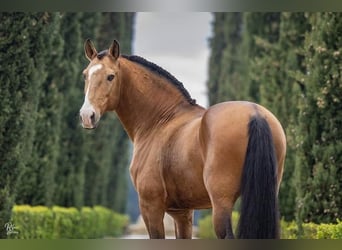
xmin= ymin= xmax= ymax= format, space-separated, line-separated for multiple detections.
xmin=211 ymin=201 xmax=235 ymax=239
xmin=204 ymin=167 xmax=239 ymax=239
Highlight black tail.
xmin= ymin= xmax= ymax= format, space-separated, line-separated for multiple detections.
xmin=237 ymin=115 xmax=280 ymax=239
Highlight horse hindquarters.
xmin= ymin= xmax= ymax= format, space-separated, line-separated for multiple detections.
xmin=237 ymin=115 xmax=280 ymax=239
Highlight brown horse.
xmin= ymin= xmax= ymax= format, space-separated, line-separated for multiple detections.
xmin=79 ymin=39 xmax=286 ymax=239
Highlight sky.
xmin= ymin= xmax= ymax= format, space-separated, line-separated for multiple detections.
xmin=133 ymin=12 xmax=213 ymax=107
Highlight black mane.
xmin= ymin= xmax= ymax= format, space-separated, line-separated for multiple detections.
xmin=121 ymin=55 xmax=196 ymax=105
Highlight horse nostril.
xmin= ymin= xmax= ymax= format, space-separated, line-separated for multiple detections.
xmin=90 ymin=112 xmax=96 ymax=124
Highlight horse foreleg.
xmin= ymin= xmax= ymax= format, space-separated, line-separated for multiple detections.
xmin=140 ymin=200 xmax=165 ymax=239
xmin=168 ymin=209 xmax=193 ymax=239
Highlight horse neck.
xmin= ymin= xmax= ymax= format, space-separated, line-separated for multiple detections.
xmin=115 ymin=58 xmax=199 ymax=141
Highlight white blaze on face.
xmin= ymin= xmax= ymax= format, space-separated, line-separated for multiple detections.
xmin=83 ymin=63 xmax=103 ymax=108
xmin=80 ymin=64 xmax=103 ymax=127
xmin=88 ymin=63 xmax=103 ymax=81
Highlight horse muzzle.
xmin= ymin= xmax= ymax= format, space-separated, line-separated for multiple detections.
xmin=79 ymin=108 xmax=99 ymax=129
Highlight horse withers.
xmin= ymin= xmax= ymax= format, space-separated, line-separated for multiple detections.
xmin=79 ymin=39 xmax=286 ymax=239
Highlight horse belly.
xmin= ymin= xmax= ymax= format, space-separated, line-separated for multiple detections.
xmin=164 ymin=169 xmax=211 ymax=210
xmin=165 ymin=166 xmax=211 ymax=210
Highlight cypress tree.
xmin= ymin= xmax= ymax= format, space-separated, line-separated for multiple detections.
xmin=254 ymin=13 xmax=310 ymax=221
xmin=274 ymin=13 xmax=310 ymax=221
xmin=209 ymin=13 xmax=246 ymax=103
xmin=207 ymin=13 xmax=229 ymax=105
xmin=243 ymin=12 xmax=281 ymax=102
xmin=15 ymin=13 xmax=64 ymax=207
xmin=0 ymin=12 xmax=51 ymax=237
xmin=0 ymin=13 xmax=135 ymax=233
xmin=54 ymin=12 xmax=88 ymax=208
xmin=295 ymin=12 xmax=342 ymax=225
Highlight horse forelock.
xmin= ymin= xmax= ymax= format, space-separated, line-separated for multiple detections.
xmin=97 ymin=50 xmax=108 ymax=60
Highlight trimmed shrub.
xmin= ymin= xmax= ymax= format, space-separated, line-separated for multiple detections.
xmin=78 ymin=206 xmax=98 ymax=238
xmin=316 ymin=220 xmax=342 ymax=239
xmin=52 ymin=206 xmax=80 ymax=239
xmin=10 ymin=205 xmax=128 ymax=239
xmin=198 ymin=213 xmax=342 ymax=239
xmin=10 ymin=205 xmax=54 ymax=239
xmin=280 ymin=220 xmax=319 ymax=239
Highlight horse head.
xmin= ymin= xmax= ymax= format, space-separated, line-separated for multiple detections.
xmin=79 ymin=39 xmax=121 ymax=129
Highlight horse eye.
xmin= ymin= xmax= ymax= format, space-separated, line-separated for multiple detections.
xmin=107 ymin=74 xmax=115 ymax=81
xmin=83 ymin=74 xmax=87 ymax=80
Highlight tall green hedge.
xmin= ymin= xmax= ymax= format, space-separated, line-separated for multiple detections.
xmin=0 ymin=12 xmax=62 ymax=238
xmin=0 ymin=12 xmax=134 ymax=238
xmin=294 ymin=13 xmax=342 ymax=227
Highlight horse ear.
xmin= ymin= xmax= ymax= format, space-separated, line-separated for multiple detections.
xmin=84 ymin=39 xmax=97 ymax=61
xmin=109 ymin=40 xmax=120 ymax=60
